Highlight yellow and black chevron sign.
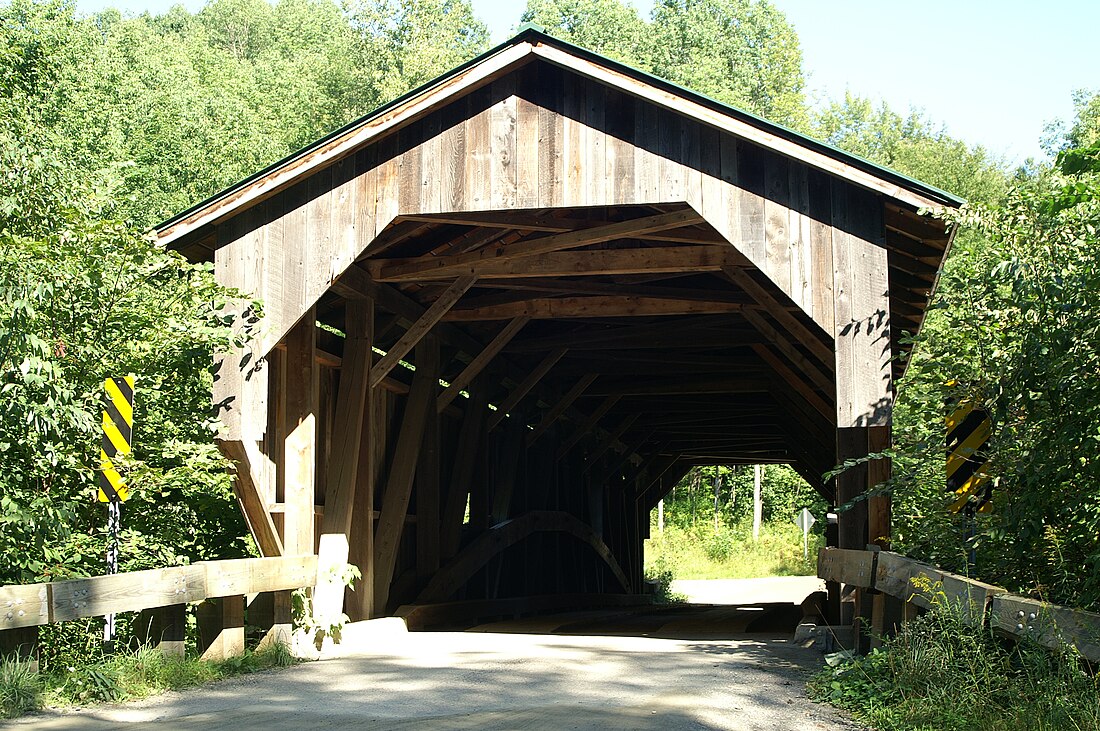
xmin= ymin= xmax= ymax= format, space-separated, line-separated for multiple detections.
xmin=946 ymin=397 xmax=992 ymax=514
xmin=98 ymin=376 xmax=135 ymax=503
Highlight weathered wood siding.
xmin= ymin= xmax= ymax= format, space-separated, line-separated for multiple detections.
xmin=214 ymin=60 xmax=890 ymax=437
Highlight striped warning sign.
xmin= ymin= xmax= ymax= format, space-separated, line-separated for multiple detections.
xmin=946 ymin=397 xmax=992 ymax=514
xmin=98 ymin=376 xmax=135 ymax=503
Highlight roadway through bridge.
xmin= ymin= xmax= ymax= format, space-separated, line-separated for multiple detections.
xmin=7 ymin=582 xmax=857 ymax=731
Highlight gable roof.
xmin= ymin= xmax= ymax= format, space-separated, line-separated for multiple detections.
xmin=155 ymin=25 xmax=962 ymax=249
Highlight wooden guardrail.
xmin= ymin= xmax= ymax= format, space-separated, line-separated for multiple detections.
xmin=818 ymin=547 xmax=1100 ymax=663
xmin=0 ymin=555 xmax=317 ymax=662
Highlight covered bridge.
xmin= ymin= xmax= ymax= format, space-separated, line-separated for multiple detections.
xmin=157 ymin=26 xmax=961 ymax=624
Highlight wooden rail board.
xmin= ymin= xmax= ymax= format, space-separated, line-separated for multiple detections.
xmin=1 ymin=556 xmax=318 ymax=626
xmin=991 ymin=595 xmax=1100 ymax=663
xmin=0 ymin=584 xmax=50 ymax=630
xmin=817 ymin=547 xmax=876 ymax=588
xmin=51 ymin=565 xmax=207 ymax=622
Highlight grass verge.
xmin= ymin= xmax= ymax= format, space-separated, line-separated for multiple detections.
xmin=1 ymin=642 xmax=296 ymax=719
xmin=808 ymin=608 xmax=1100 ymax=730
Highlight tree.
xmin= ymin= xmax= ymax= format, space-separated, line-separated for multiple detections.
xmin=524 ymin=0 xmax=809 ymax=128
xmin=648 ymin=0 xmax=806 ymax=128
xmin=521 ymin=0 xmax=648 ymax=67
xmin=814 ymin=93 xmax=1008 ymax=206
xmin=0 ymin=136 xmax=258 ymax=583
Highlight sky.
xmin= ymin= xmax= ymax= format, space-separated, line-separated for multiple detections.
xmin=74 ymin=0 xmax=1099 ymax=164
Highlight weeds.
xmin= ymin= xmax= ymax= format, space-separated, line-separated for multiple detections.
xmin=0 ymin=641 xmax=298 ymax=720
xmin=809 ymin=608 xmax=1100 ymax=730
xmin=0 ymin=655 xmax=42 ymax=718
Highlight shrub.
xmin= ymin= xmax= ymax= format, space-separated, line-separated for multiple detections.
xmin=809 ymin=607 xmax=1100 ymax=730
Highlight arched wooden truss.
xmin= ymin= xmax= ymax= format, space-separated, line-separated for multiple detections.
xmin=416 ymin=510 xmax=631 ymax=604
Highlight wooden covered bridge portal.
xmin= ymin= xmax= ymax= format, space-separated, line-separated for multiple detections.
xmin=157 ymin=28 xmax=960 ymax=625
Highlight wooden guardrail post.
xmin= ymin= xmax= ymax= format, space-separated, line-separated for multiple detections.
xmin=137 ymin=604 xmax=187 ymax=657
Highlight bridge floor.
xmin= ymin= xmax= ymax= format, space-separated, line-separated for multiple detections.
xmin=9 ymin=606 xmax=858 ymax=731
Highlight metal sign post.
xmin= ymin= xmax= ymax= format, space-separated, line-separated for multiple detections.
xmin=794 ymin=508 xmax=816 ymax=560
xmin=946 ymin=386 xmax=992 ymax=574
xmin=98 ymin=376 xmax=134 ymax=649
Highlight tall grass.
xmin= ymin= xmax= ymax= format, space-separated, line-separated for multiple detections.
xmin=0 ymin=642 xmax=296 ymax=719
xmin=0 ymin=655 xmax=41 ymax=719
xmin=645 ymin=521 xmax=824 ymax=579
xmin=809 ymin=608 xmax=1100 ymax=730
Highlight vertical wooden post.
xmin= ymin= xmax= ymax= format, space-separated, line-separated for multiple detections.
xmin=321 ymin=300 xmax=374 ymax=538
xmin=348 ymin=382 xmax=383 ymax=621
xmin=139 ymin=604 xmax=186 ymax=657
xmin=198 ymin=596 xmax=245 ymax=661
xmin=283 ymin=309 xmax=319 ymax=556
xmin=254 ymin=590 xmax=293 ymax=651
xmin=373 ymin=337 xmax=439 ymax=613
xmin=417 ymin=336 xmax=442 ymax=584
xmin=831 ymin=181 xmax=891 ymax=651
xmin=440 ymin=379 xmax=487 ymax=560
xmin=0 ymin=627 xmax=38 ymax=670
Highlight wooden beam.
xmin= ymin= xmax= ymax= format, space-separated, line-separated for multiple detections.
xmin=372 ymin=245 xmax=731 ymax=283
xmin=527 ymin=374 xmax=597 ymax=445
xmin=373 ymin=339 xmax=439 ymax=613
xmin=469 ymin=277 xmax=749 ymax=304
xmin=558 ymin=394 xmax=621 ymax=458
xmin=437 ymin=317 xmax=529 ymax=412
xmin=741 ymin=307 xmax=834 ymax=391
xmin=416 ymin=337 xmax=442 ymax=583
xmin=582 ymin=414 xmax=639 ymax=473
xmin=591 ymin=428 xmax=657 ymax=487
xmin=487 ymin=347 xmax=567 ymax=431
xmin=445 ymin=295 xmax=742 ymax=321
xmin=369 ymin=275 xmax=476 ymax=388
xmin=399 ymin=211 xmax=727 ymax=244
xmin=347 ymin=376 xmax=382 ymax=620
xmin=218 ymin=440 xmax=284 ymax=557
xmin=754 ymin=344 xmax=833 ymax=421
xmin=722 ymin=265 xmax=833 ymax=366
xmin=332 ymin=266 xmax=485 ymax=358
xmin=372 ymin=210 xmax=704 ymax=281
xmin=440 ymin=382 xmax=488 ymax=560
xmin=320 ymin=300 xmax=373 ymax=538
xmin=283 ymin=311 xmax=318 ymax=556
xmin=585 ymin=377 xmax=771 ymax=397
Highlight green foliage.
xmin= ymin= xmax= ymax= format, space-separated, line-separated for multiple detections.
xmin=642 ymin=557 xmax=686 ymax=603
xmin=0 ymin=655 xmax=42 ymax=719
xmin=292 ymin=562 xmax=362 ymax=650
xmin=13 ymin=641 xmax=297 ymax=716
xmin=521 ymin=0 xmax=647 ymax=67
xmin=813 ymin=92 xmax=1008 ymax=205
xmin=889 ymin=133 xmax=1100 ymax=608
xmin=809 ymin=608 xmax=1100 ymax=730
xmin=0 ymin=137 xmax=257 ymax=584
xmin=657 ymin=465 xmax=826 ymax=531
xmin=523 ymin=0 xmax=807 ymax=127
xmin=646 ymin=522 xmax=822 ymax=580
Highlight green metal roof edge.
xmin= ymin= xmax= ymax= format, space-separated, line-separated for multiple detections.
xmin=156 ymin=25 xmax=962 ymax=234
